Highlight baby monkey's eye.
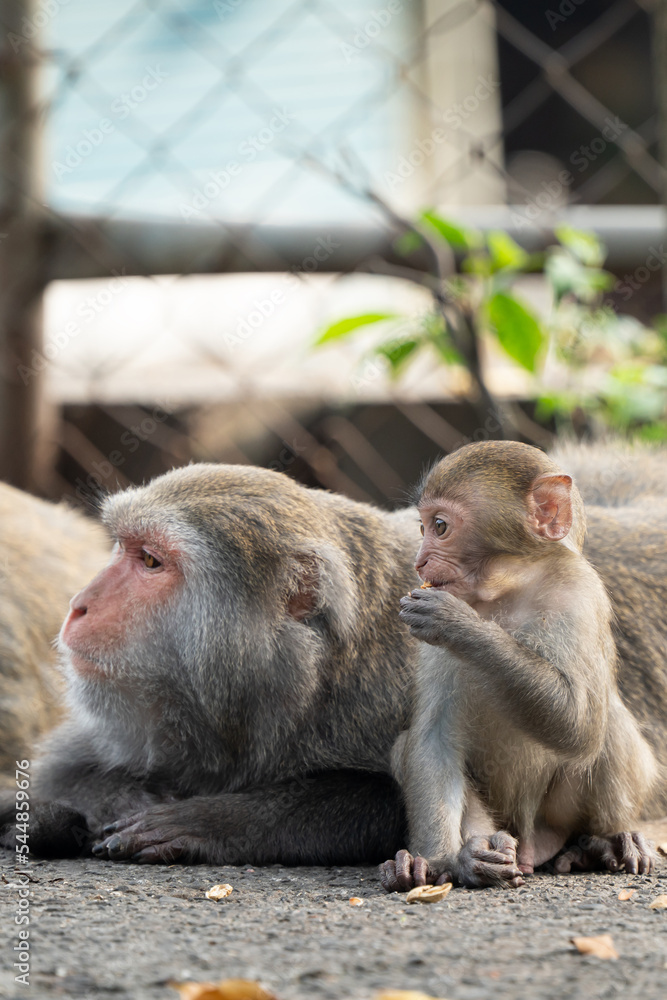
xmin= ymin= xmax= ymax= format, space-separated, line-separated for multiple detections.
xmin=419 ymin=524 xmax=425 ymax=536
xmin=434 ymin=519 xmax=448 ymax=537
xmin=142 ymin=551 xmax=162 ymax=569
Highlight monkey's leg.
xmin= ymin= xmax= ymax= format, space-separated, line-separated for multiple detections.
xmin=380 ymin=789 xmax=524 ymax=891
xmin=90 ymin=772 xmax=405 ymax=866
xmin=455 ymin=792 xmax=524 ymax=889
xmin=553 ymin=832 xmax=655 ymax=875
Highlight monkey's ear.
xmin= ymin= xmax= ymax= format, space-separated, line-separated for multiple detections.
xmin=529 ymin=473 xmax=573 ymax=540
xmin=286 ymin=546 xmax=358 ymax=641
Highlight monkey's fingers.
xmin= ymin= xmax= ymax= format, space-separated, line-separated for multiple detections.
xmin=412 ymin=854 xmax=431 ymax=886
xmin=467 ymin=860 xmax=524 ymax=889
xmin=379 ymin=859 xmax=401 ymax=892
xmin=394 ymin=848 xmax=418 ymax=890
xmin=101 ymin=814 xmax=141 ymax=836
xmin=472 ymin=848 xmax=519 ymax=866
xmin=132 ymin=840 xmax=185 ymax=864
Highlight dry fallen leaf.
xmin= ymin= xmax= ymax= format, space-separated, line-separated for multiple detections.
xmin=648 ymin=894 xmax=667 ymax=910
xmin=617 ymin=888 xmax=636 ymax=901
xmin=205 ymin=883 xmax=233 ymax=901
xmin=170 ymin=979 xmax=277 ymax=1000
xmin=349 ymin=897 xmax=364 ymax=906
xmin=406 ymin=883 xmax=453 ymax=905
xmin=657 ymin=842 xmax=667 ymax=857
xmin=570 ymin=935 xmax=619 ymax=960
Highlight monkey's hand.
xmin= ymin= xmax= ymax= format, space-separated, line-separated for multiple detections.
xmin=456 ymin=832 xmax=524 ymax=889
xmin=399 ymin=588 xmax=479 ymax=647
xmin=553 ymin=832 xmax=655 ymax=876
xmin=92 ymin=800 xmax=215 ymax=864
xmin=379 ymin=849 xmax=453 ymax=892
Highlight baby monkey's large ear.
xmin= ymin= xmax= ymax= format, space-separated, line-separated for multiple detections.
xmin=529 ymin=473 xmax=573 ymax=541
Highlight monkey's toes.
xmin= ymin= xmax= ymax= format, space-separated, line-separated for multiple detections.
xmin=458 ymin=834 xmax=524 ymax=889
xmin=610 ymin=831 xmax=655 ymax=875
xmin=378 ymin=849 xmax=431 ymax=892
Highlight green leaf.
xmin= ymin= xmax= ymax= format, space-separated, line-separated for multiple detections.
xmin=554 ymin=225 xmax=606 ymax=267
xmin=486 ymin=230 xmax=529 ymax=271
xmin=487 ymin=292 xmax=545 ymax=373
xmin=315 ymin=312 xmax=398 ymax=345
xmin=420 ymin=210 xmax=476 ymax=249
xmin=376 ymin=338 xmax=421 ymax=373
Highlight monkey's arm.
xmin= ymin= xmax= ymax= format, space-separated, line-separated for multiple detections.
xmin=399 ymin=589 xmax=606 ymax=759
xmin=87 ymin=772 xmax=405 ymax=865
xmin=0 ymin=724 xmax=166 ymax=857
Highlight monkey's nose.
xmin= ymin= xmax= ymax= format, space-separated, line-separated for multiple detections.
xmin=68 ymin=604 xmax=87 ymax=619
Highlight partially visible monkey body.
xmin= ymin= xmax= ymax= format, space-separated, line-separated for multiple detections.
xmin=0 ymin=483 xmax=109 ymax=785
xmin=553 ymin=442 xmax=667 ymax=796
xmin=381 ymin=442 xmax=660 ymax=892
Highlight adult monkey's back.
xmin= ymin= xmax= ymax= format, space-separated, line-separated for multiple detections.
xmin=552 ymin=441 xmax=667 ymax=806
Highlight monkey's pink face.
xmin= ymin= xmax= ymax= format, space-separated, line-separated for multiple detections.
xmin=60 ymin=535 xmax=182 ymax=677
xmin=415 ymin=501 xmax=482 ymax=599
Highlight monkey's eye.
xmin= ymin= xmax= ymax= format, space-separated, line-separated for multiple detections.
xmin=434 ymin=519 xmax=448 ymax=537
xmin=419 ymin=524 xmax=424 ymax=536
xmin=142 ymin=550 xmax=162 ymax=570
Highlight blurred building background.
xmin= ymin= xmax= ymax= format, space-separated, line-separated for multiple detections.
xmin=0 ymin=0 xmax=665 ymax=507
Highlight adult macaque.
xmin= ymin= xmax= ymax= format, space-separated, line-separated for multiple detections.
xmin=381 ymin=442 xmax=659 ymax=892
xmin=0 ymin=465 xmax=420 ymax=863
xmin=0 ymin=483 xmax=109 ymax=786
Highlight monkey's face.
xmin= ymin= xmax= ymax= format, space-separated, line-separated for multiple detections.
xmin=59 ymin=532 xmax=183 ymax=680
xmin=415 ymin=499 xmax=489 ymax=601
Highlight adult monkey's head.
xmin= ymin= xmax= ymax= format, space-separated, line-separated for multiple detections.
xmin=57 ymin=464 xmax=364 ymax=773
xmin=415 ymin=441 xmax=586 ymax=603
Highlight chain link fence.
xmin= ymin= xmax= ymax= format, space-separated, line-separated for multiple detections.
xmin=0 ymin=0 xmax=664 ymax=505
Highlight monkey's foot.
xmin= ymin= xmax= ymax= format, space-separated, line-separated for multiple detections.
xmin=92 ymin=808 xmax=194 ymax=864
xmin=456 ymin=832 xmax=524 ymax=889
xmin=553 ymin=832 xmax=655 ymax=876
xmin=379 ymin=849 xmax=452 ymax=893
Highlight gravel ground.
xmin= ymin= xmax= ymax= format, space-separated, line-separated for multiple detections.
xmin=1 ymin=852 xmax=667 ymax=1000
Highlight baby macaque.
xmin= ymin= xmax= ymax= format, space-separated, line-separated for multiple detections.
xmin=381 ymin=441 xmax=658 ymax=890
